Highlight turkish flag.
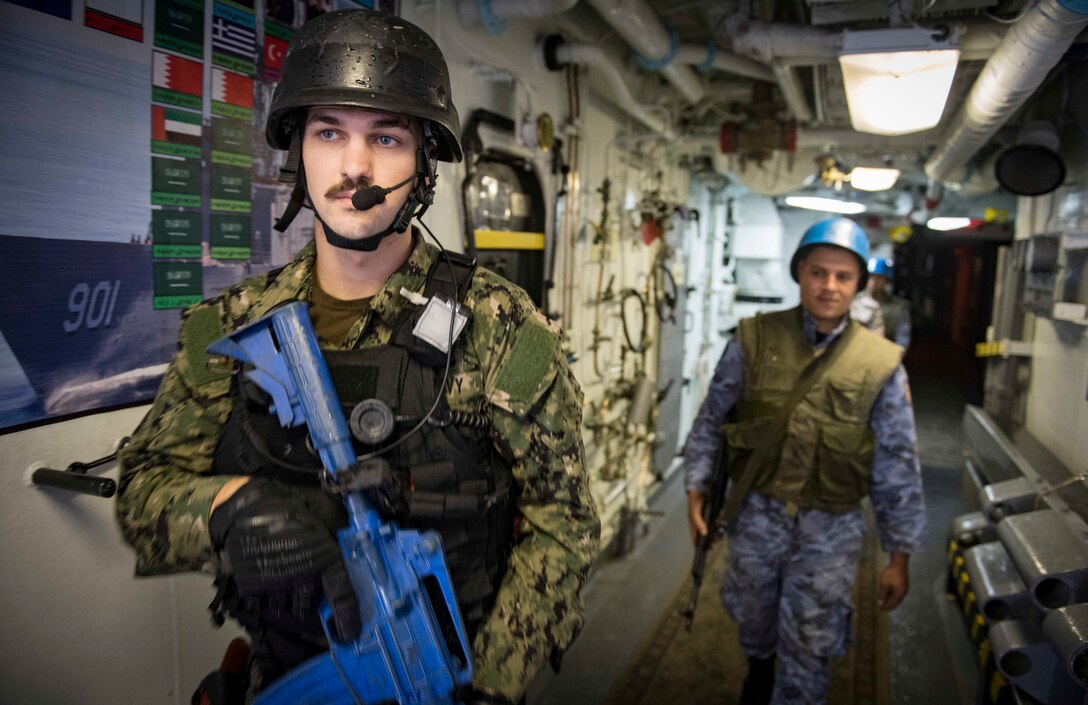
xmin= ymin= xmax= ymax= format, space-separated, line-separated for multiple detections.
xmin=265 ymin=35 xmax=287 ymax=75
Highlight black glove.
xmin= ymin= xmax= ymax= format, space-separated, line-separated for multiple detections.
xmin=209 ymin=479 xmax=360 ymax=642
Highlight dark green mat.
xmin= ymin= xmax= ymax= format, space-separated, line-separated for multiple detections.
xmin=607 ymin=514 xmax=888 ymax=705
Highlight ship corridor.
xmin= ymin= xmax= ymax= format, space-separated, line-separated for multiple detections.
xmin=529 ymin=237 xmax=996 ymax=705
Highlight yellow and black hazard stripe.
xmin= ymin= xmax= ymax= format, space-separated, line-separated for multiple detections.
xmin=946 ymin=539 xmax=1018 ymax=705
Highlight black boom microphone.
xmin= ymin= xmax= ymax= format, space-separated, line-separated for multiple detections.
xmin=351 ymin=174 xmax=416 ymax=211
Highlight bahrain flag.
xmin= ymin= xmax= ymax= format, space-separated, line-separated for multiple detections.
xmin=212 ymin=67 xmax=254 ymax=109
xmin=152 ymin=51 xmax=203 ymax=97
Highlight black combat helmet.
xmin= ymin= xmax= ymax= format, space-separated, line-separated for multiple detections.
xmin=266 ymin=9 xmax=462 ymax=163
xmin=267 ymin=9 xmax=461 ymax=247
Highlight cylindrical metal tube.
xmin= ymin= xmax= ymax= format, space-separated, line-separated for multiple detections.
xmin=998 ymin=510 xmax=1088 ymax=611
xmin=989 ymin=619 xmax=1060 ymax=702
xmin=950 ymin=511 xmax=998 ymax=549
xmin=982 ymin=476 xmax=1039 ymax=522
xmin=963 ymin=541 xmax=1036 ymax=623
xmin=1043 ymin=603 xmax=1088 ymax=689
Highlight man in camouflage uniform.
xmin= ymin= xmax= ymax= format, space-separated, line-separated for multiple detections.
xmin=116 ymin=9 xmax=599 ymax=704
xmin=684 ymin=218 xmax=925 ymax=705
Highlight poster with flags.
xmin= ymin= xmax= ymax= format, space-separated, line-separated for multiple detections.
xmin=210 ymin=214 xmax=251 ymax=259
xmin=154 ymin=0 xmax=204 ymax=58
xmin=152 ymin=156 xmax=202 ymax=207
xmin=211 ymin=66 xmax=253 ymax=121
xmin=85 ymin=0 xmax=144 ymax=41
xmin=153 ymin=262 xmax=204 ymax=309
xmin=211 ymin=118 xmax=252 ymax=167
xmin=152 ymin=106 xmax=202 ymax=159
xmin=211 ymin=166 xmax=251 ymax=213
xmin=151 ymin=210 xmax=202 ymax=258
xmin=212 ymin=2 xmax=256 ymax=76
xmin=5 ymin=0 xmax=71 ymax=19
xmin=152 ymin=50 xmax=203 ymax=110
xmin=263 ymin=21 xmax=292 ymax=81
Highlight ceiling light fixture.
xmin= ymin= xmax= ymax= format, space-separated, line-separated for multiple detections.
xmin=784 ymin=196 xmax=867 ymax=214
xmin=927 ymin=216 xmax=973 ymax=231
xmin=839 ymin=27 xmax=960 ymax=136
xmin=849 ymin=167 xmax=901 ymax=192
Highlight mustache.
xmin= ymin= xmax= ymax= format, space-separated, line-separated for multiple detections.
xmin=324 ymin=178 xmax=367 ymax=200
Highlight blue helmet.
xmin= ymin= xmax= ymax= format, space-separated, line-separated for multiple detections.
xmin=790 ymin=217 xmax=870 ymax=290
xmin=868 ymin=257 xmax=893 ymax=278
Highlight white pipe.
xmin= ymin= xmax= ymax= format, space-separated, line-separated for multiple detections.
xmin=730 ymin=21 xmax=842 ymax=64
xmin=586 ymin=0 xmax=706 ymax=103
xmin=730 ymin=19 xmax=1006 ymax=65
xmin=554 ymin=42 xmax=676 ymax=139
xmin=773 ymin=65 xmax=814 ymax=123
xmin=796 ymin=127 xmax=943 ymax=149
xmin=674 ymin=45 xmax=775 ymax=83
xmin=925 ymin=0 xmax=1088 ymax=182
xmin=458 ymin=0 xmax=579 ymax=27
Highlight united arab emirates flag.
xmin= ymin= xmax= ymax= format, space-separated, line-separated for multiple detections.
xmin=152 ymin=106 xmax=202 ymax=158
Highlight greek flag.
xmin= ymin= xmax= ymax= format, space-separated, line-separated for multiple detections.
xmin=212 ymin=16 xmax=254 ymax=60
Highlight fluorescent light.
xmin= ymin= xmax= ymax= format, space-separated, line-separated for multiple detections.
xmin=839 ymin=28 xmax=960 ymax=136
xmin=784 ymin=196 xmax=867 ymax=214
xmin=849 ymin=167 xmax=900 ymax=192
xmin=927 ymin=216 xmax=972 ymax=231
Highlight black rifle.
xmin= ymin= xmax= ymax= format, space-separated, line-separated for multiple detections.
xmin=681 ymin=439 xmax=729 ymax=630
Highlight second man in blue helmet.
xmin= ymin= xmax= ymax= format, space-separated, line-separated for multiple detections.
xmin=684 ymin=217 xmax=925 ymax=705
xmin=868 ymin=257 xmax=912 ymax=350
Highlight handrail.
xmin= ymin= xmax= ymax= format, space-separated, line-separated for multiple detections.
xmin=30 ymin=437 xmax=129 ymax=498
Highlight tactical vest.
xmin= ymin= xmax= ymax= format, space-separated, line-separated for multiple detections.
xmin=725 ymin=307 xmax=902 ymax=513
xmin=879 ymin=296 xmax=909 ymax=343
xmin=212 ymin=252 xmax=517 ymax=645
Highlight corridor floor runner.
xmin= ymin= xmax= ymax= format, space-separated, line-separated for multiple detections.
xmin=607 ymin=513 xmax=889 ymax=705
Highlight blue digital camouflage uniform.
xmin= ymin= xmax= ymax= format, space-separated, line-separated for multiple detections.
xmin=684 ymin=310 xmax=925 ymax=705
xmin=116 ymin=234 xmax=601 ymax=702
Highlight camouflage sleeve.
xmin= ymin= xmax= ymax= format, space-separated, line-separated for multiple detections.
xmin=868 ymin=365 xmax=926 ymax=554
xmin=472 ymin=310 xmax=601 ymax=702
xmin=115 ymin=302 xmax=236 ymax=576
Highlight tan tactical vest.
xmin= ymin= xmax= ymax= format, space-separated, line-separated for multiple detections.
xmin=725 ymin=307 xmax=903 ymax=513
xmin=879 ymin=296 xmax=910 ymax=343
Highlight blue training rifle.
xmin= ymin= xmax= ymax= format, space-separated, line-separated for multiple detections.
xmin=207 ymin=300 xmax=473 ymax=705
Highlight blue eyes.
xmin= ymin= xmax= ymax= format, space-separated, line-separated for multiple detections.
xmin=314 ymin=129 xmax=400 ymax=147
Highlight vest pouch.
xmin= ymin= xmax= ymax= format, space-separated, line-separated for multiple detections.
xmin=827 ymin=376 xmax=866 ymax=424
xmin=812 ymin=424 xmax=874 ymax=508
xmin=724 ymin=416 xmax=781 ymax=489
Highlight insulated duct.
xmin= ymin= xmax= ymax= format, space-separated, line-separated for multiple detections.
xmin=925 ymin=0 xmax=1088 ymax=183
xmin=728 ymin=19 xmax=1005 ymax=65
xmin=586 ymin=0 xmax=706 ymax=103
xmin=458 ymin=0 xmax=578 ymax=31
xmin=545 ymin=38 xmax=676 ymax=139
xmin=674 ymin=44 xmax=775 ymax=83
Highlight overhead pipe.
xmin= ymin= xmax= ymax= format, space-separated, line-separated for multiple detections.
xmin=772 ymin=65 xmax=814 ymax=123
xmin=458 ymin=0 xmax=578 ymax=34
xmin=585 ymin=0 xmax=706 ymax=104
xmin=545 ymin=38 xmax=676 ymax=140
xmin=673 ymin=44 xmax=775 ymax=83
xmin=925 ymin=0 xmax=1088 ymax=183
xmin=727 ymin=19 xmax=1006 ymax=66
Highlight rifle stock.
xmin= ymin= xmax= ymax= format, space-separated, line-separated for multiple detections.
xmin=680 ymin=438 xmax=729 ymax=630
